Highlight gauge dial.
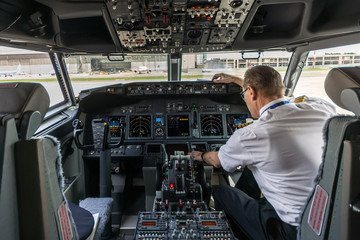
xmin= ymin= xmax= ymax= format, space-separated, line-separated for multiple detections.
xmin=154 ymin=127 xmax=164 ymax=137
xmin=129 ymin=115 xmax=152 ymax=138
xmin=200 ymin=114 xmax=223 ymax=137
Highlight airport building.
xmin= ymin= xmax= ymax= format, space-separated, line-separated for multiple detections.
xmin=1 ymin=47 xmax=360 ymax=75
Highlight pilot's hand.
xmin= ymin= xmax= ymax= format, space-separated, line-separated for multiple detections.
xmin=188 ymin=151 xmax=203 ymax=161
xmin=212 ymin=73 xmax=244 ymax=87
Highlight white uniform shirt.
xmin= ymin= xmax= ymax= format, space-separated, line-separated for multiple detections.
xmin=218 ymin=97 xmax=337 ymax=226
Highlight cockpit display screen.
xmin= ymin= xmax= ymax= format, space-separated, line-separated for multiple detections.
xmin=226 ymin=114 xmax=248 ymax=135
xmin=109 ymin=117 xmax=121 ymax=138
xmin=200 ymin=114 xmax=224 ymax=137
xmin=129 ymin=115 xmax=152 ymax=138
xmin=167 ymin=114 xmax=190 ymax=137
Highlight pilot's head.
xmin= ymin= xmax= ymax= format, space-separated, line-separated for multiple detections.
xmin=242 ymin=65 xmax=285 ymax=118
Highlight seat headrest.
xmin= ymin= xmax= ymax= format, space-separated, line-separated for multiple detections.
xmin=0 ymin=83 xmax=50 ymax=138
xmin=324 ymin=67 xmax=360 ymax=110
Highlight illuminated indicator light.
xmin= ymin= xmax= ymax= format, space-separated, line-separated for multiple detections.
xmin=142 ymin=222 xmax=156 ymax=226
xmin=163 ymin=8 xmax=167 ymax=11
xmin=145 ymin=8 xmax=150 ymax=11
xmin=170 ymin=183 xmax=174 ymax=188
xmin=211 ymin=6 xmax=215 ymax=9
xmin=196 ymin=15 xmax=200 ymax=18
xmin=207 ymin=17 xmax=211 ymax=21
xmin=202 ymin=221 xmax=216 ymax=226
xmin=191 ymin=7 xmax=195 ymax=9
xmin=196 ymin=6 xmax=201 ymax=9
xmin=205 ymin=6 xmax=209 ymax=9
xmin=202 ymin=15 xmax=206 ymax=18
xmin=180 ymin=118 xmax=189 ymax=121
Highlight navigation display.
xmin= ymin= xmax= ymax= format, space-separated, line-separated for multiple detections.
xmin=167 ymin=114 xmax=190 ymax=137
xmin=200 ymin=114 xmax=224 ymax=137
xmin=129 ymin=115 xmax=152 ymax=138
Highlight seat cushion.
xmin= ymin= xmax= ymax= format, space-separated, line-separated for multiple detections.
xmin=68 ymin=202 xmax=94 ymax=240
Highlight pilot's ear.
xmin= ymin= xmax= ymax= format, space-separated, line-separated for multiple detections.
xmin=249 ymin=86 xmax=257 ymax=100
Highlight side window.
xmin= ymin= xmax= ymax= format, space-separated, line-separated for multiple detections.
xmin=0 ymin=46 xmax=67 ymax=109
xmin=293 ymin=43 xmax=360 ymax=114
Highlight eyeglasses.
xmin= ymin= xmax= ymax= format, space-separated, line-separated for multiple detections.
xmin=240 ymin=87 xmax=248 ymax=101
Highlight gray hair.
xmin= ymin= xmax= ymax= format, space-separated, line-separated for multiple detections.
xmin=243 ymin=65 xmax=285 ymax=97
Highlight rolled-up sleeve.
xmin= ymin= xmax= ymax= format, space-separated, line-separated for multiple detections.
xmin=218 ymin=127 xmax=256 ymax=172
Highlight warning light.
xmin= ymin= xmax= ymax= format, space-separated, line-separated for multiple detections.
xmin=170 ymin=183 xmax=174 ymax=188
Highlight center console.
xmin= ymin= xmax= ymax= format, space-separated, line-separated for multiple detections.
xmin=135 ymin=151 xmax=236 ymax=240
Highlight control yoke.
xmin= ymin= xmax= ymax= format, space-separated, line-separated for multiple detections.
xmin=72 ymin=118 xmax=126 ymax=197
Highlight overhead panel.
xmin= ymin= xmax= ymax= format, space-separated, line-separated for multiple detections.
xmin=106 ymin=0 xmax=255 ymax=54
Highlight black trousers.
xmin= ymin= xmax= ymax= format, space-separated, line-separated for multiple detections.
xmin=213 ymin=169 xmax=297 ymax=240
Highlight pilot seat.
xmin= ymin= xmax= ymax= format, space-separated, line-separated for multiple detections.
xmin=299 ymin=67 xmax=360 ymax=240
xmin=0 ymin=82 xmax=113 ymax=240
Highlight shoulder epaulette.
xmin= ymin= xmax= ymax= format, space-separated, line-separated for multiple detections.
xmin=236 ymin=121 xmax=253 ymax=129
xmin=294 ymin=95 xmax=309 ymax=103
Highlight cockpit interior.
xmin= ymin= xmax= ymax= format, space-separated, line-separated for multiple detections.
xmin=0 ymin=0 xmax=360 ymax=240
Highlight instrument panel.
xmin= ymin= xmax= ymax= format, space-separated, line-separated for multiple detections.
xmin=90 ymin=110 xmax=249 ymax=142
xmin=82 ymin=82 xmax=251 ymax=157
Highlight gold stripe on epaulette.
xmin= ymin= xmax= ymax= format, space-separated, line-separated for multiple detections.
xmin=294 ymin=95 xmax=308 ymax=103
xmin=236 ymin=121 xmax=253 ymax=129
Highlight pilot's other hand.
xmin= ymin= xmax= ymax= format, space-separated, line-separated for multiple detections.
xmin=211 ymin=73 xmax=244 ymax=87
xmin=188 ymin=151 xmax=203 ymax=161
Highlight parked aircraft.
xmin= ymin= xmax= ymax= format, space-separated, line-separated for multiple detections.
xmin=0 ymin=0 xmax=359 ymax=240
xmin=0 ymin=64 xmax=21 ymax=77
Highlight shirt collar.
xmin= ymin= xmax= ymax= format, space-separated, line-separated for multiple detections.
xmin=259 ymin=97 xmax=289 ymax=117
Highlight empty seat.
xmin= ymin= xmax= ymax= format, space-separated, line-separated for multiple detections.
xmin=299 ymin=67 xmax=360 ymax=240
xmin=0 ymin=83 xmax=97 ymax=239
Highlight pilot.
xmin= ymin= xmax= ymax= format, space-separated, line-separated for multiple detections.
xmin=190 ymin=65 xmax=336 ymax=240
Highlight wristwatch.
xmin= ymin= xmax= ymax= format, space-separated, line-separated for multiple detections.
xmin=201 ymin=152 xmax=206 ymax=162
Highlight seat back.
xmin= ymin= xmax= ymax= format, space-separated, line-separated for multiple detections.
xmin=0 ymin=115 xmax=20 ymax=240
xmin=0 ymin=82 xmax=50 ymax=240
xmin=15 ymin=136 xmax=78 ymax=240
xmin=0 ymin=82 xmax=80 ymax=239
xmin=299 ymin=67 xmax=360 ymax=240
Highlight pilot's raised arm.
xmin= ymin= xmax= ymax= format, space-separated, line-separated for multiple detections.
xmin=212 ymin=73 xmax=244 ymax=87
xmin=193 ymin=65 xmax=336 ymax=240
